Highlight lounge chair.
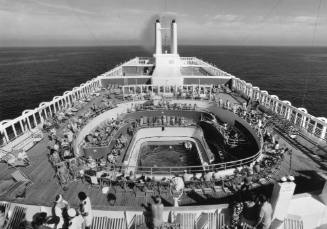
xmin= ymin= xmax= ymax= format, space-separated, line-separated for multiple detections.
xmin=5 ymin=206 xmax=27 ymax=229
xmin=10 ymin=170 xmax=33 ymax=198
xmin=0 ymin=201 xmax=11 ymax=227
xmin=55 ymin=162 xmax=72 ymax=188
xmin=67 ymin=158 xmax=80 ymax=180
xmin=84 ymin=174 xmax=100 ymax=190
xmin=1 ymin=153 xmax=29 ymax=168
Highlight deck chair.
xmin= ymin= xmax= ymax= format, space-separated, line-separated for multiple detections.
xmin=84 ymin=174 xmax=101 ymax=190
xmin=202 ymin=182 xmax=214 ymax=195
xmin=10 ymin=170 xmax=33 ymax=198
xmin=67 ymin=158 xmax=80 ymax=179
xmin=159 ymin=181 xmax=170 ymax=196
xmin=0 ymin=202 xmax=10 ymax=227
xmin=175 ymin=213 xmax=196 ymax=229
xmin=144 ymin=182 xmax=156 ymax=198
xmin=134 ymin=183 xmax=146 ymax=198
xmin=5 ymin=206 xmax=26 ymax=229
xmin=99 ymin=177 xmax=111 ymax=190
xmin=1 ymin=153 xmax=28 ymax=168
xmin=55 ymin=162 xmax=71 ymax=188
xmin=11 ymin=170 xmax=31 ymax=183
xmin=91 ymin=216 xmax=109 ymax=229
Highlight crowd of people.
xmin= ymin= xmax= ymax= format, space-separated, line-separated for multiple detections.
xmin=29 ymin=84 xmax=294 ymax=229
xmin=17 ymin=192 xmax=93 ymax=229
xmin=230 ymin=192 xmax=273 ymax=229
xmin=83 ymin=118 xmax=125 ymax=147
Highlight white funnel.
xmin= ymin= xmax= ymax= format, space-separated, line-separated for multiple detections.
xmin=155 ymin=20 xmax=162 ymax=54
xmin=171 ymin=20 xmax=178 ymax=54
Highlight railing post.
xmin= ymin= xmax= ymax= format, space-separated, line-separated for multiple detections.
xmin=320 ymin=125 xmax=327 ymax=140
xmin=19 ymin=120 xmax=24 ymax=132
xmin=2 ymin=128 xmax=9 ymax=143
xmin=12 ymin=124 xmax=17 ymax=137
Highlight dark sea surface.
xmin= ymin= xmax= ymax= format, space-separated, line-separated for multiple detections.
xmin=0 ymin=46 xmax=327 ymax=121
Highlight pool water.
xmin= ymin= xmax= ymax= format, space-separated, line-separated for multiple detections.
xmin=138 ymin=140 xmax=202 ymax=167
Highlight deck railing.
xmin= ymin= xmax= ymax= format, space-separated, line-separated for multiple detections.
xmin=104 ymin=138 xmax=262 ymax=176
xmin=231 ymin=77 xmax=327 ymax=142
xmin=0 ymin=58 xmax=141 ymax=147
xmin=0 ymin=78 xmax=102 ymax=147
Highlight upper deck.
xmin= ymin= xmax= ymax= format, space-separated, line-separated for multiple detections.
xmin=1 ymin=20 xmax=327 ymax=229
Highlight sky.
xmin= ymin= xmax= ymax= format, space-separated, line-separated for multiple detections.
xmin=0 ymin=0 xmax=327 ymax=47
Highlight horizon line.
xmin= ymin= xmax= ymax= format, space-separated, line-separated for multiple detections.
xmin=1 ymin=44 xmax=327 ymax=48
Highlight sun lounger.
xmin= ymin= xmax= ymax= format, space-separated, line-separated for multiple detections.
xmin=5 ymin=206 xmax=27 ymax=229
xmin=1 ymin=153 xmax=29 ymax=168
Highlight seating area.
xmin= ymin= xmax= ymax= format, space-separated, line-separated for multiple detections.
xmin=86 ymin=120 xmax=121 ymax=146
xmin=38 ymin=83 xmax=287 ymax=199
xmin=0 ymin=129 xmax=43 ymax=168
xmin=0 ymin=83 xmax=296 ymax=215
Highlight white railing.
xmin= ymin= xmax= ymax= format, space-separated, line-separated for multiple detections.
xmin=0 ymin=76 xmax=102 ymax=147
xmin=231 ymin=77 xmax=327 ymax=142
xmin=0 ymin=57 xmax=144 ymax=147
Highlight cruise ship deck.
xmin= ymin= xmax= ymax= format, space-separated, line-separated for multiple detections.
xmin=0 ymin=89 xmax=325 ymax=209
xmin=1 ymin=20 xmax=327 ymax=229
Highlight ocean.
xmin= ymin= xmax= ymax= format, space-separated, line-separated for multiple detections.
xmin=0 ymin=46 xmax=327 ymax=121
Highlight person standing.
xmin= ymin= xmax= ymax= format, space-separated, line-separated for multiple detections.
xmin=78 ymin=192 xmax=93 ymax=229
xmin=151 ymin=196 xmax=164 ymax=229
xmin=67 ymin=209 xmax=84 ymax=229
xmin=52 ymin=194 xmax=69 ymax=229
xmin=254 ymin=194 xmax=273 ymax=229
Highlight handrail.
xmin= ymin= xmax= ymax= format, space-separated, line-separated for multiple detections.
xmin=232 ymin=77 xmax=327 ymax=142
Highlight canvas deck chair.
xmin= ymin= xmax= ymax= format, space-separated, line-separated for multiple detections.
xmin=91 ymin=216 xmax=109 ymax=229
xmin=5 ymin=206 xmax=26 ymax=229
xmin=55 ymin=161 xmax=72 ymax=188
xmin=175 ymin=213 xmax=196 ymax=229
xmin=1 ymin=153 xmax=29 ymax=168
xmin=0 ymin=202 xmax=11 ymax=226
xmin=10 ymin=169 xmax=33 ymax=198
xmin=11 ymin=170 xmax=31 ymax=183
